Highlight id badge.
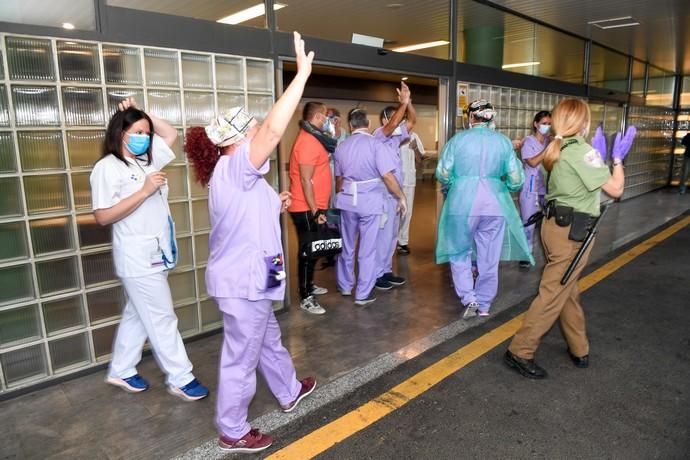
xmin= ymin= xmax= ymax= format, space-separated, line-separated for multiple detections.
xmin=150 ymin=238 xmax=164 ymax=267
xmin=265 ymin=254 xmax=286 ymax=289
xmin=150 ymin=249 xmax=164 ymax=267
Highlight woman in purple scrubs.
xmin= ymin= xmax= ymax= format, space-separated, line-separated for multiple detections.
xmin=185 ymin=32 xmax=316 ymax=455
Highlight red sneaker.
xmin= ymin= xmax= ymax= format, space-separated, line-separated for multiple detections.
xmin=281 ymin=376 xmax=317 ymax=413
xmin=218 ymin=429 xmax=273 ymax=453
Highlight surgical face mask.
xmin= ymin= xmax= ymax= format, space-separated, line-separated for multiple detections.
xmin=322 ymin=117 xmax=335 ymax=137
xmin=538 ymin=124 xmax=551 ymax=135
xmin=126 ymin=133 xmax=151 ymax=155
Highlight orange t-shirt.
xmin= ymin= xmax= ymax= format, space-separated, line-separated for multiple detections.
xmin=288 ymin=129 xmax=333 ymax=212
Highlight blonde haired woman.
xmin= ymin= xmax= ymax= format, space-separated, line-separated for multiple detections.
xmin=505 ymin=98 xmax=635 ymax=378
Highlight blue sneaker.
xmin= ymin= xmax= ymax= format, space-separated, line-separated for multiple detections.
xmin=106 ymin=374 xmax=149 ymax=393
xmin=168 ymin=378 xmax=209 ymax=401
xmin=383 ymin=272 xmax=406 ymax=286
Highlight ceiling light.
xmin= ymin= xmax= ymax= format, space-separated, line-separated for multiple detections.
xmin=391 ymin=40 xmax=449 ymax=53
xmin=588 ymin=16 xmax=640 ymax=30
xmin=502 ymin=61 xmax=541 ymax=69
xmin=217 ymin=3 xmax=286 ymax=25
xmin=62 ymin=23 xmax=75 ymax=30
xmin=401 ymin=77 xmax=409 ymax=81
xmin=596 ymin=22 xmax=640 ymax=29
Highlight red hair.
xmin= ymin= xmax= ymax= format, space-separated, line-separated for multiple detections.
xmin=184 ymin=127 xmax=219 ymax=186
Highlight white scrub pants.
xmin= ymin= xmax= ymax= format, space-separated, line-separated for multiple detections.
xmin=397 ymin=185 xmax=416 ymax=246
xmin=108 ymin=272 xmax=194 ymax=388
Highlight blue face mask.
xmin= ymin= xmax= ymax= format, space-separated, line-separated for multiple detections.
xmin=126 ymin=133 xmax=151 ymax=156
xmin=538 ymin=124 xmax=551 ymax=135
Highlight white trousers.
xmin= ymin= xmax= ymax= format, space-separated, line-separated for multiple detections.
xmin=397 ymin=185 xmax=416 ymax=246
xmin=108 ymin=272 xmax=194 ymax=388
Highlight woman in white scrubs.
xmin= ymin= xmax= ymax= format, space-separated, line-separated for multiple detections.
xmin=90 ymin=98 xmax=208 ymax=401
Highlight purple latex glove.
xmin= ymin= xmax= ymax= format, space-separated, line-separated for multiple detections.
xmin=612 ymin=126 xmax=637 ymax=161
xmin=591 ymin=125 xmax=607 ymax=162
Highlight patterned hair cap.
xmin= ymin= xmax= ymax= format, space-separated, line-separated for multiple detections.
xmin=467 ymin=99 xmax=496 ymax=122
xmin=205 ymin=107 xmax=256 ymax=147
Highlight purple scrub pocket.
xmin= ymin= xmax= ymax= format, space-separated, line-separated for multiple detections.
xmin=265 ymin=254 xmax=286 ymax=289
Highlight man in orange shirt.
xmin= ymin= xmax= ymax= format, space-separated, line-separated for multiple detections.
xmin=288 ymin=101 xmax=336 ymax=314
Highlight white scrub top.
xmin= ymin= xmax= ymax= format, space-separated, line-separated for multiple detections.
xmin=90 ymin=135 xmax=175 ymax=278
xmin=400 ymin=131 xmax=425 ymax=187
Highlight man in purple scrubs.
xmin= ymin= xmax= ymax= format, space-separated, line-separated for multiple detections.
xmin=335 ymin=108 xmax=407 ymax=305
xmin=373 ymin=81 xmax=417 ymax=290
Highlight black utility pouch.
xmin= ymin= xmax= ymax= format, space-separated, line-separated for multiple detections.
xmin=553 ymin=205 xmax=574 ymax=227
xmin=568 ymin=212 xmax=592 ymax=242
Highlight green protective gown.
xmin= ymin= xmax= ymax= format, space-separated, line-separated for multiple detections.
xmin=435 ymin=126 xmax=534 ymax=265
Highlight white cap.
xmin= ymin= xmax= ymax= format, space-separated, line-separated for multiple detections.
xmin=205 ymin=107 xmax=256 ymax=147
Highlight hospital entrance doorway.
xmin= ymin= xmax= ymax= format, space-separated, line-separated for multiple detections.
xmin=277 ymin=64 xmax=444 ymax=308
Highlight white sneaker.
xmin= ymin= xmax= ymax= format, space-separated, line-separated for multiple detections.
xmin=300 ymin=296 xmax=326 ymax=315
xmin=462 ymin=301 xmax=479 ymax=319
xmin=310 ymin=285 xmax=328 ymax=296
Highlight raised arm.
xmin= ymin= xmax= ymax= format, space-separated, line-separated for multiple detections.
xmin=118 ymin=98 xmax=177 ymax=148
xmin=601 ymin=163 xmax=625 ymax=198
xmin=381 ymin=82 xmax=410 ymax=137
xmin=249 ymin=32 xmax=314 ymax=169
xmin=405 ymin=100 xmax=417 ymax=132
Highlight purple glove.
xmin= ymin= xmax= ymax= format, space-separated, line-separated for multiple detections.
xmin=591 ymin=125 xmax=607 ymax=162
xmin=612 ymin=126 xmax=637 ymax=162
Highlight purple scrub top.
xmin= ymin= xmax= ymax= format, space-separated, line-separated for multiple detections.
xmin=521 ymin=134 xmax=548 ymax=195
xmin=206 ymin=142 xmax=284 ymax=301
xmin=334 ymin=131 xmax=396 ymax=215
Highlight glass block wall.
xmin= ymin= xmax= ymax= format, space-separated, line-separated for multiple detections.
xmin=624 ymin=106 xmax=675 ymax=198
xmin=459 ymin=82 xmax=569 ymax=137
xmin=456 ymin=83 xmax=675 ymax=201
xmin=0 ymin=33 xmax=275 ymax=393
xmin=671 ymin=111 xmax=689 ymax=187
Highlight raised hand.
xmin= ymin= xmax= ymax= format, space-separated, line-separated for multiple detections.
xmin=591 ymin=125 xmax=608 ymax=162
xmin=612 ymin=125 xmax=637 ymax=161
xmin=396 ymin=81 xmax=411 ymax=104
xmin=118 ymin=97 xmax=138 ymax=112
xmin=294 ymin=31 xmax=314 ymax=78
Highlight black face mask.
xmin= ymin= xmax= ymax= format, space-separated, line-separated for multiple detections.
xmin=299 ymin=120 xmax=337 ymax=154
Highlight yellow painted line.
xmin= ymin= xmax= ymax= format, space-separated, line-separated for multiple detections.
xmin=267 ymin=215 xmax=690 ymax=460
xmin=578 ymin=215 xmax=690 ymax=291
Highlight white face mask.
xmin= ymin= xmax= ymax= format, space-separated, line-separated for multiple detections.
xmin=538 ymin=124 xmax=551 ymax=135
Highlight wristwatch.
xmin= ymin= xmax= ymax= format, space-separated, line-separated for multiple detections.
xmin=612 ymin=159 xmax=624 ymax=167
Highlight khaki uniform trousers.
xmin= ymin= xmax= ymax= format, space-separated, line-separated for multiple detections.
xmin=508 ymin=217 xmax=594 ymax=360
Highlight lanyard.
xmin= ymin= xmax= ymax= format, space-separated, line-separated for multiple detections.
xmin=132 ymin=159 xmax=177 ymax=269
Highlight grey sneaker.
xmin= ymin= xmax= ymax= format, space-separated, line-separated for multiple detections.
xmin=300 ymin=296 xmax=326 ymax=315
xmin=462 ymin=301 xmax=479 ymax=319
xmin=310 ymin=285 xmax=328 ymax=296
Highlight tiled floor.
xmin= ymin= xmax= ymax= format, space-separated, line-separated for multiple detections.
xmin=0 ymin=183 xmax=688 ymax=460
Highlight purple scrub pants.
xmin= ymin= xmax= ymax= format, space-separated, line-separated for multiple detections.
xmin=449 ymin=216 xmax=505 ymax=313
xmin=519 ymin=175 xmax=543 ymax=252
xmin=376 ymin=196 xmax=400 ymax=278
xmin=215 ymin=297 xmax=301 ymax=439
xmin=336 ymin=210 xmax=380 ymax=299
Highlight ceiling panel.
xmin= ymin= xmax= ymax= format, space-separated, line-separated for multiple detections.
xmin=107 ymin=0 xmax=688 ymax=75
xmin=491 ymin=0 xmax=690 ymax=74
